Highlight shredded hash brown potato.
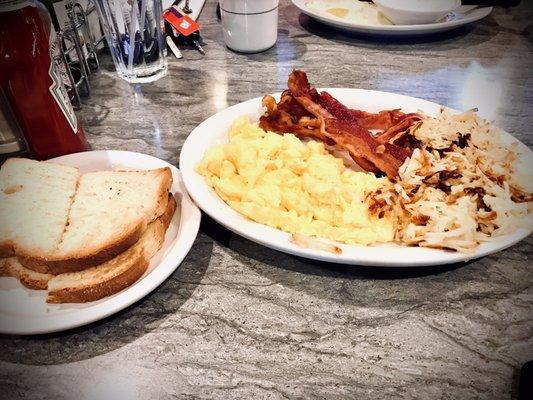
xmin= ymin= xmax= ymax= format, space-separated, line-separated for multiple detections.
xmin=368 ymin=108 xmax=533 ymax=252
xmin=291 ymin=233 xmax=342 ymax=255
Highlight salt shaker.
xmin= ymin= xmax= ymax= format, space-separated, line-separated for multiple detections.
xmin=219 ymin=0 xmax=279 ymax=53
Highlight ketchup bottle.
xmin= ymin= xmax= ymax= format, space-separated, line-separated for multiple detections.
xmin=0 ymin=0 xmax=88 ymax=160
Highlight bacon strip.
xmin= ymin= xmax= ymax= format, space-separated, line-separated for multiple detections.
xmin=375 ymin=114 xmax=423 ymax=144
xmin=324 ymin=119 xmax=404 ymax=178
xmin=259 ymin=96 xmax=333 ymax=144
xmin=260 ymin=70 xmax=422 ymax=178
xmin=316 ymin=90 xmax=421 ymax=132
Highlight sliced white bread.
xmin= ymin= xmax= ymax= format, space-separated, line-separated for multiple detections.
xmin=0 ymin=257 xmax=53 ymax=290
xmin=0 ymin=258 xmax=9 ymax=276
xmin=46 ymin=194 xmax=176 ymax=303
xmin=0 ymin=194 xmax=176 ymax=294
xmin=20 ymin=167 xmax=172 ymax=273
xmin=0 ymin=158 xmax=79 ymax=259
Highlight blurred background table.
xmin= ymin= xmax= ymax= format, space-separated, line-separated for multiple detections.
xmin=1 ymin=1 xmax=531 ymax=399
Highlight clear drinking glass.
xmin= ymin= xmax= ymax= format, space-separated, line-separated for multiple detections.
xmin=95 ymin=0 xmax=167 ymax=83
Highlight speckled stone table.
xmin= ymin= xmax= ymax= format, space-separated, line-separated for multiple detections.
xmin=1 ymin=1 xmax=532 ymax=399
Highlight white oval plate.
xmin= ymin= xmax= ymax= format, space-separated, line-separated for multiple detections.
xmin=180 ymin=89 xmax=532 ymax=267
xmin=0 ymin=150 xmax=201 ymax=335
xmin=292 ymin=0 xmax=492 ymax=36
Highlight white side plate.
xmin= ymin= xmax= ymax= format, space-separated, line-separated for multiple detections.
xmin=291 ymin=0 xmax=492 ymax=36
xmin=0 ymin=150 xmax=201 ymax=335
xmin=179 ymin=89 xmax=532 ymax=268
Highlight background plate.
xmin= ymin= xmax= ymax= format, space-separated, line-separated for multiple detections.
xmin=180 ymin=89 xmax=531 ymax=267
xmin=0 ymin=150 xmax=201 ymax=335
xmin=291 ymin=0 xmax=492 ymax=36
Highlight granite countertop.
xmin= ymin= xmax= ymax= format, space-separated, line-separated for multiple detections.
xmin=1 ymin=1 xmax=532 ymax=399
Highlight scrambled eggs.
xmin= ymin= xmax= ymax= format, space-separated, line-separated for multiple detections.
xmin=197 ymin=117 xmax=394 ymax=245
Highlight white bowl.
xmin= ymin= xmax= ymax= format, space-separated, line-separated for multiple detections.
xmin=372 ymin=0 xmax=461 ymax=25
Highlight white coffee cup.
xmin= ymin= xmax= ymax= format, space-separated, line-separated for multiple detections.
xmin=219 ymin=0 xmax=279 ymax=53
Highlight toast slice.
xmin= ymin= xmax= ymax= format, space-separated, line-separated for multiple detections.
xmin=46 ymin=194 xmax=176 ymax=303
xmin=20 ymin=168 xmax=173 ymax=274
xmin=0 ymin=258 xmax=9 ymax=276
xmin=0 ymin=257 xmax=53 ymax=290
xmin=0 ymin=158 xmax=79 ymax=259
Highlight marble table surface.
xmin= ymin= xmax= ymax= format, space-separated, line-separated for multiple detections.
xmin=1 ymin=1 xmax=532 ymax=399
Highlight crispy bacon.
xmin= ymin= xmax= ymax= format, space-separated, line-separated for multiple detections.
xmin=287 ymin=70 xmax=320 ymax=102
xmin=277 ymin=91 xmax=314 ymax=121
xmin=317 ymin=89 xmax=423 ymax=151
xmin=318 ymin=91 xmax=404 ymax=130
xmin=316 ymin=89 xmax=423 ymax=135
xmin=260 ymin=70 xmax=421 ymax=178
xmin=375 ymin=114 xmax=423 ymax=144
xmin=324 ymin=118 xmax=405 ymax=178
xmin=357 ymin=110 xmax=406 ymax=130
xmin=259 ymin=113 xmax=329 ymax=144
xmin=259 ymin=98 xmax=334 ymax=145
xmin=315 ymin=89 xmax=412 ymax=164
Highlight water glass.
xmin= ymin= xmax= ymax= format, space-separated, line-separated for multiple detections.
xmin=95 ymin=0 xmax=167 ymax=83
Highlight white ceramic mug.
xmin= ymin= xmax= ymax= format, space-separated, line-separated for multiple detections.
xmin=219 ymin=0 xmax=279 ymax=53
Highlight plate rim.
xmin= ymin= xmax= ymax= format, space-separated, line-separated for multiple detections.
xmin=291 ymin=0 xmax=493 ymax=34
xmin=0 ymin=150 xmax=201 ymax=335
xmin=179 ymin=88 xmax=531 ymax=268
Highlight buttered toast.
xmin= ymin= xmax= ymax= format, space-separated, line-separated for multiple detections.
xmin=20 ymin=168 xmax=173 ymax=273
xmin=0 ymin=257 xmax=53 ymax=290
xmin=0 ymin=158 xmax=178 ymax=304
xmin=0 ymin=158 xmax=79 ymax=259
xmin=47 ymin=194 xmax=176 ymax=303
xmin=0 ymin=195 xmax=176 ymax=302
